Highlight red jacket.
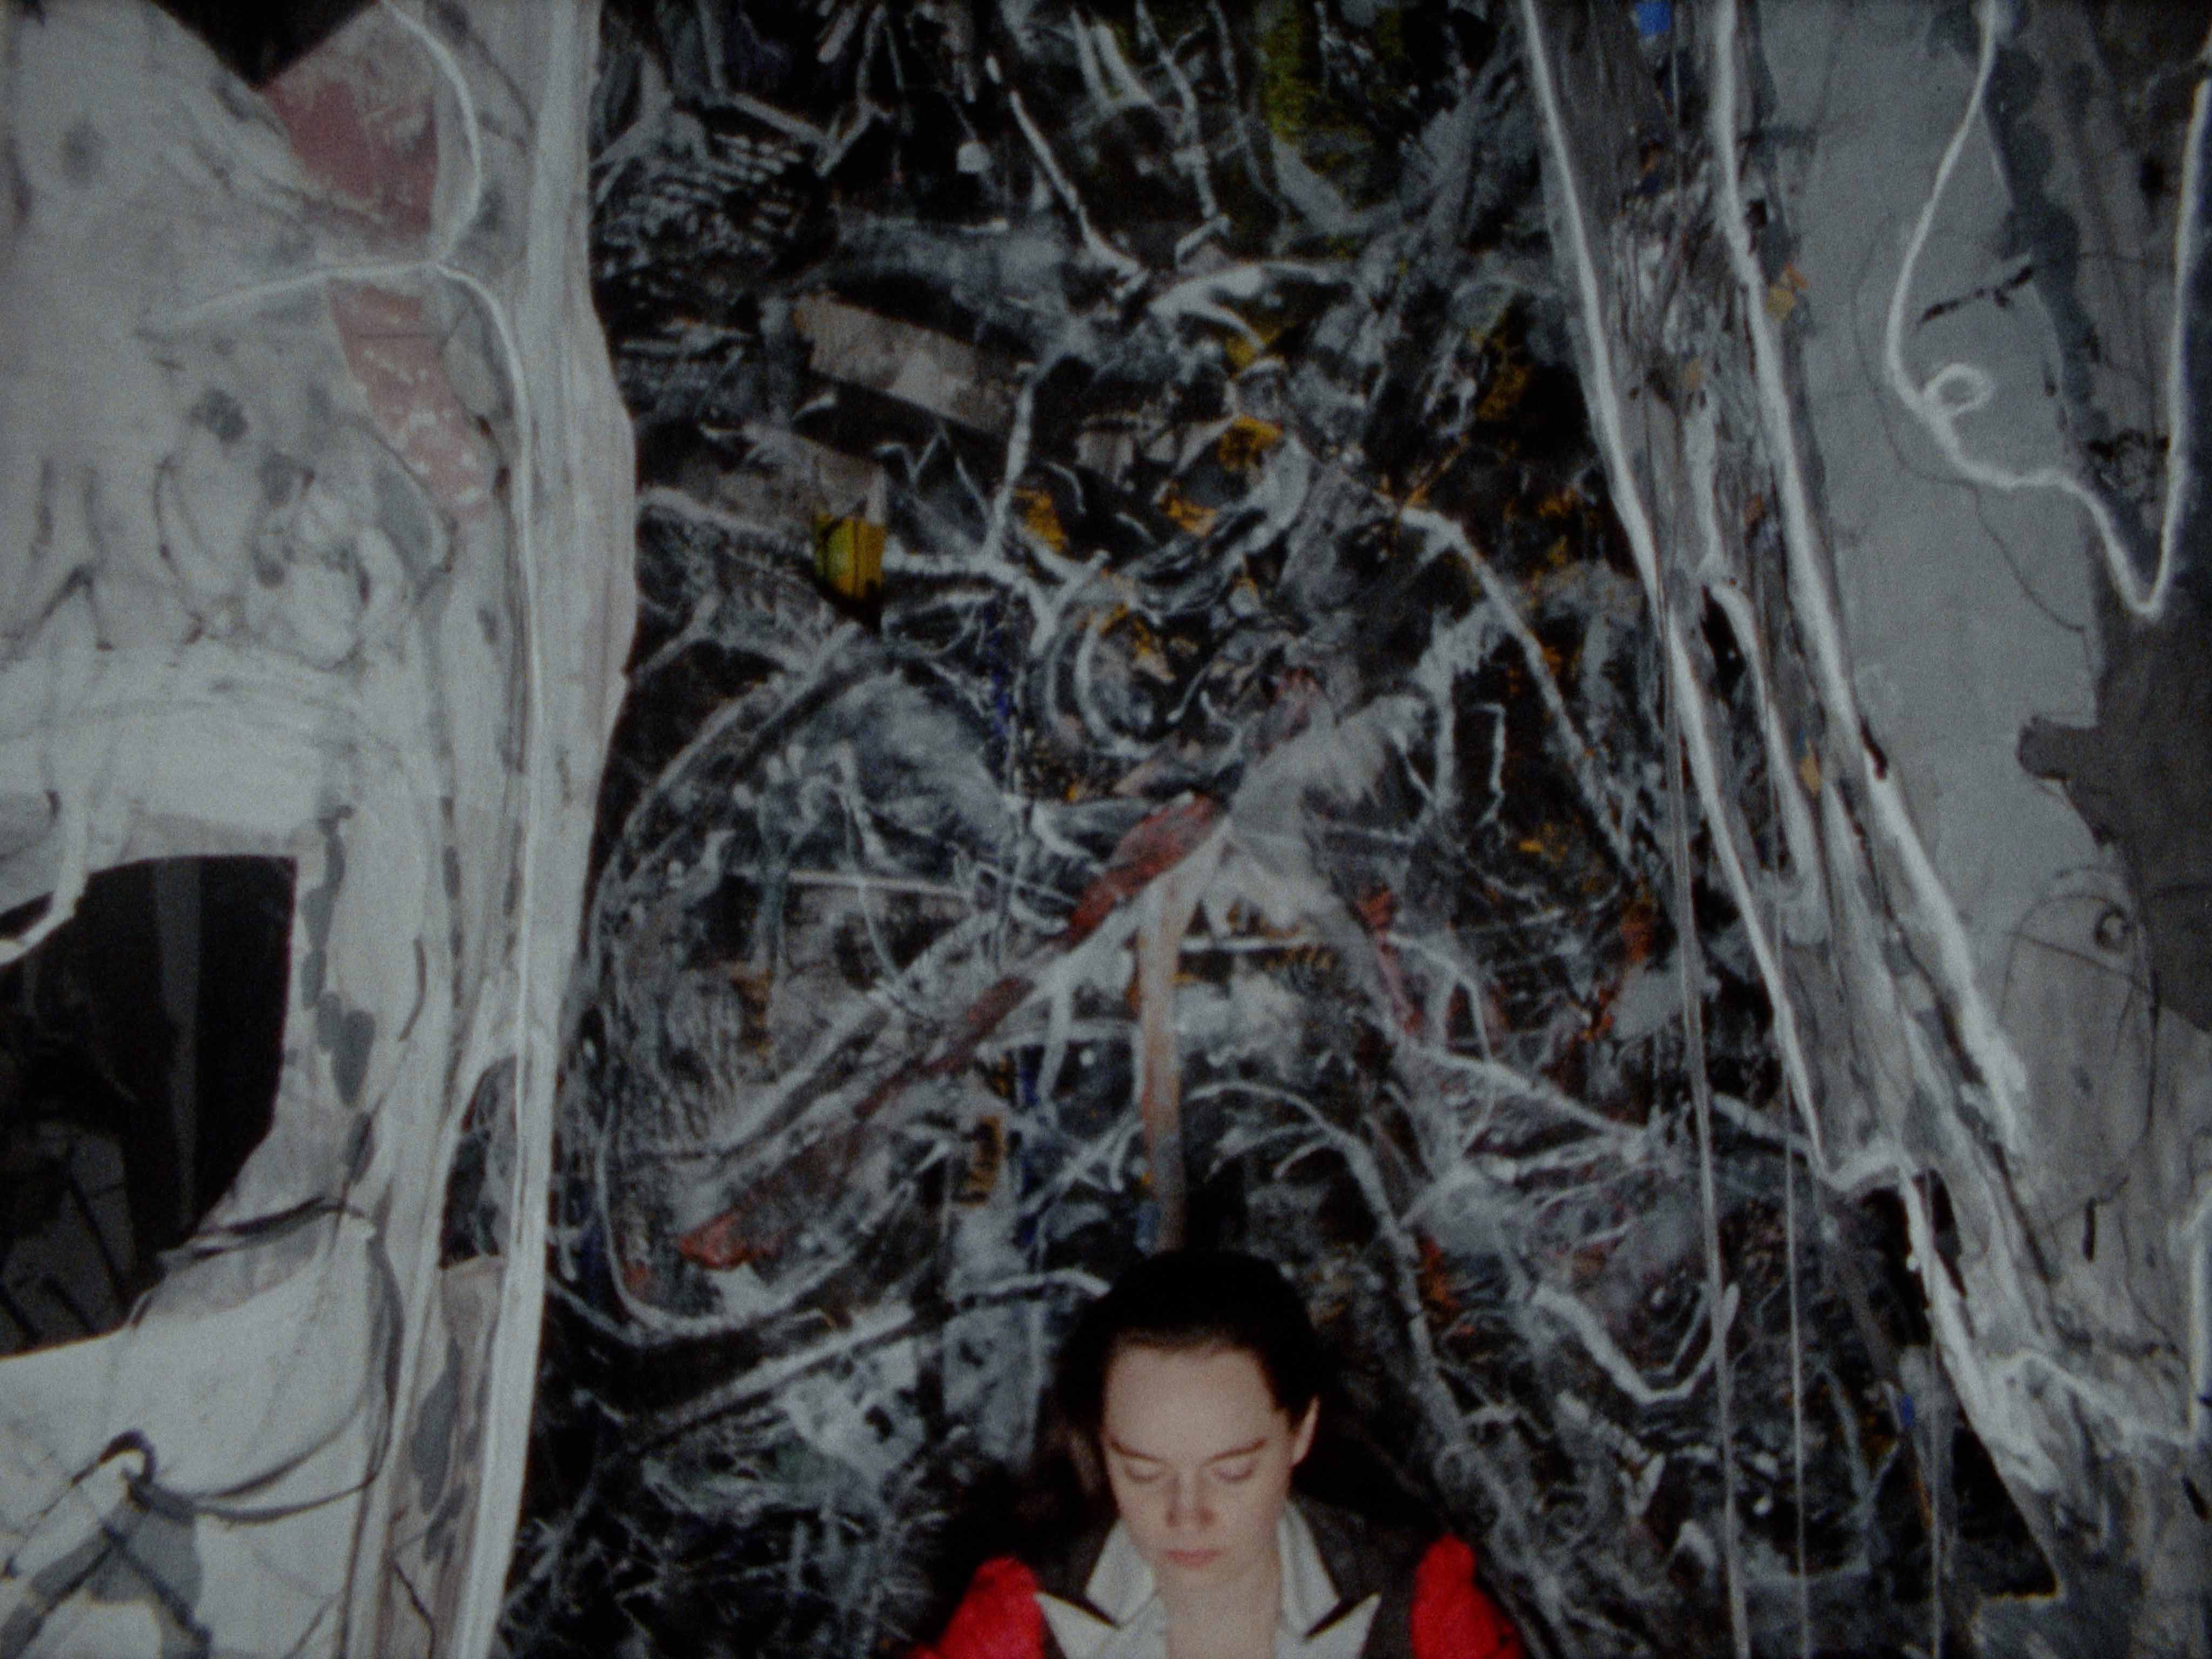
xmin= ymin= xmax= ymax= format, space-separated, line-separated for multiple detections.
xmin=914 ymin=1502 xmax=1524 ymax=1659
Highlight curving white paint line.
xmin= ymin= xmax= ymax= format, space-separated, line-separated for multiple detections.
xmin=2153 ymin=19 xmax=2212 ymax=618
xmin=1532 ymin=1279 xmax=1738 ymax=1409
xmin=382 ymin=2 xmax=484 ymax=270
xmin=1711 ymin=0 xmax=2033 ymax=1157
xmin=1878 ymin=0 xmax=2207 ymax=624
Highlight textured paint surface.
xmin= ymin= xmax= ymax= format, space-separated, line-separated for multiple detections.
xmin=0 ymin=3 xmax=628 ymax=1654
xmin=498 ymin=3 xmax=2212 ymax=1656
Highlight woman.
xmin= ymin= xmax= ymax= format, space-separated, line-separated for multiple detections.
xmin=915 ymin=1250 xmax=1523 ymax=1659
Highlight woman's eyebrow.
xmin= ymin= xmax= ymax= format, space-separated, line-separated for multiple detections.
xmin=1205 ymin=1440 xmax=1266 ymax=1464
xmin=1104 ymin=1435 xmax=1269 ymax=1464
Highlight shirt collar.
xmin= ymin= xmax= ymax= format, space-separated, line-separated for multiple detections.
xmin=1037 ymin=1505 xmax=1380 ymax=1659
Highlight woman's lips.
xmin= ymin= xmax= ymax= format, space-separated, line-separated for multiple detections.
xmin=1163 ymin=1548 xmax=1223 ymax=1570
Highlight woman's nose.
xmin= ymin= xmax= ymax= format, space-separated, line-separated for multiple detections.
xmin=1166 ymin=1475 xmax=1212 ymax=1528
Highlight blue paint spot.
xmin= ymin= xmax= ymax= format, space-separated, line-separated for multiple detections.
xmin=1897 ymin=1390 xmax=1916 ymax=1433
xmin=1633 ymin=1 xmax=1672 ymax=38
xmin=1134 ymin=1198 xmax=1159 ymax=1255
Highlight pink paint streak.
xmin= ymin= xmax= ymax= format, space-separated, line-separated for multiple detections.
xmin=266 ymin=27 xmax=495 ymax=520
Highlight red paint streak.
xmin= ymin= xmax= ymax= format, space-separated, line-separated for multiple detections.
xmin=1620 ymin=892 xmax=1658 ymax=967
xmin=911 ymin=1557 xmax=1044 ymax=1659
xmin=849 ymin=793 xmax=1228 ymax=1131
xmin=1357 ymin=884 xmax=1422 ymax=1036
xmin=265 ymin=51 xmax=437 ymax=241
xmin=676 ymin=1210 xmax=774 ymax=1271
xmin=1062 ymin=793 xmax=1222 ymax=941
xmin=1410 ymin=1536 xmax=1525 ymax=1659
xmin=922 ymin=973 xmax=1033 ymax=1076
xmin=1417 ymin=1233 xmax=1461 ymax=1320
xmin=678 ymin=795 xmax=1236 ymax=1280
xmin=327 ymin=282 xmax=495 ymax=519
xmin=266 ymin=31 xmax=494 ymax=520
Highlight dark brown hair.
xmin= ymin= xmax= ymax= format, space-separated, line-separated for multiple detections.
xmin=1008 ymin=1248 xmax=1441 ymax=1552
xmin=1044 ymin=1249 xmax=1326 ymax=1503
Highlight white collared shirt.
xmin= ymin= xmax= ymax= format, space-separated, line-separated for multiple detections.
xmin=1036 ymin=1505 xmax=1381 ymax=1659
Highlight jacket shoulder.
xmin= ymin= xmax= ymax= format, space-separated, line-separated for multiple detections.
xmin=1025 ymin=1515 xmax=1116 ymax=1609
xmin=910 ymin=1555 xmax=1047 ymax=1659
xmin=1292 ymin=1502 xmax=1522 ymax=1659
xmin=1296 ymin=1496 xmax=1430 ymax=1598
xmin=1407 ymin=1536 xmax=1525 ymax=1659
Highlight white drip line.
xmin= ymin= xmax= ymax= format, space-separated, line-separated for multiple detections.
xmin=1881 ymin=0 xmax=2212 ymax=628
xmin=1708 ymin=0 xmax=2034 ymax=1165
xmin=1712 ymin=0 xmax=2212 ymax=1471
xmin=1519 ymin=5 xmax=1755 ymax=1651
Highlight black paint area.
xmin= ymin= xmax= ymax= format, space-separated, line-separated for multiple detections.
xmin=0 ymin=857 xmax=293 ymax=1356
xmin=2019 ymin=595 xmax=2212 ymax=1030
xmin=144 ymin=0 xmax=376 ymax=85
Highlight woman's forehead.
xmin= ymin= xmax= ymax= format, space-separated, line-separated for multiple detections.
xmin=1100 ymin=1344 xmax=1289 ymax=1452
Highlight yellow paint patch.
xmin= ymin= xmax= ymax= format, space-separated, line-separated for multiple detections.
xmin=1797 ymin=743 xmax=1822 ymax=795
xmin=1222 ymin=312 xmax=1291 ymax=372
xmin=1765 ymin=264 xmax=1810 ymax=322
xmin=1476 ymin=356 xmax=1534 ymax=423
xmin=812 ymin=514 xmax=885 ymax=603
xmin=1217 ymin=416 xmax=1284 ymax=471
xmin=1114 ymin=612 xmax=1178 ymax=683
xmin=1015 ymin=485 xmax=1068 ymax=552
xmin=1157 ymin=483 xmax=1217 ymax=536
xmin=1517 ymin=821 xmax=1572 ymax=865
xmin=956 ymin=1116 xmax=1005 ymax=1204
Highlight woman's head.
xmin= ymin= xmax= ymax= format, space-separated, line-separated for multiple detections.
xmin=1052 ymin=1250 xmax=1327 ymax=1593
xmin=1056 ymin=1249 xmax=1327 ymax=1439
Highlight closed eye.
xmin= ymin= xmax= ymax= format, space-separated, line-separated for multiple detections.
xmin=1211 ymin=1459 xmax=1258 ymax=1482
xmin=1118 ymin=1460 xmax=1165 ymax=1485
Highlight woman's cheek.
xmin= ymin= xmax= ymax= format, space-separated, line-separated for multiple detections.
xmin=1110 ymin=1472 xmax=1163 ymax=1538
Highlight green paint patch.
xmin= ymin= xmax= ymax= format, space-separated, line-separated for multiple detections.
xmin=1258 ymin=2 xmax=1324 ymax=141
xmin=1259 ymin=8 xmax=1362 ymax=150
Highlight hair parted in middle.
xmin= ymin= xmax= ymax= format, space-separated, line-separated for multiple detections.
xmin=1051 ymin=1247 xmax=1327 ymax=1446
xmin=1009 ymin=1245 xmax=1440 ymax=1542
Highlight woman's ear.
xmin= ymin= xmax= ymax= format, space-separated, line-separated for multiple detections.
xmin=1289 ymin=1400 xmax=1319 ymax=1466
